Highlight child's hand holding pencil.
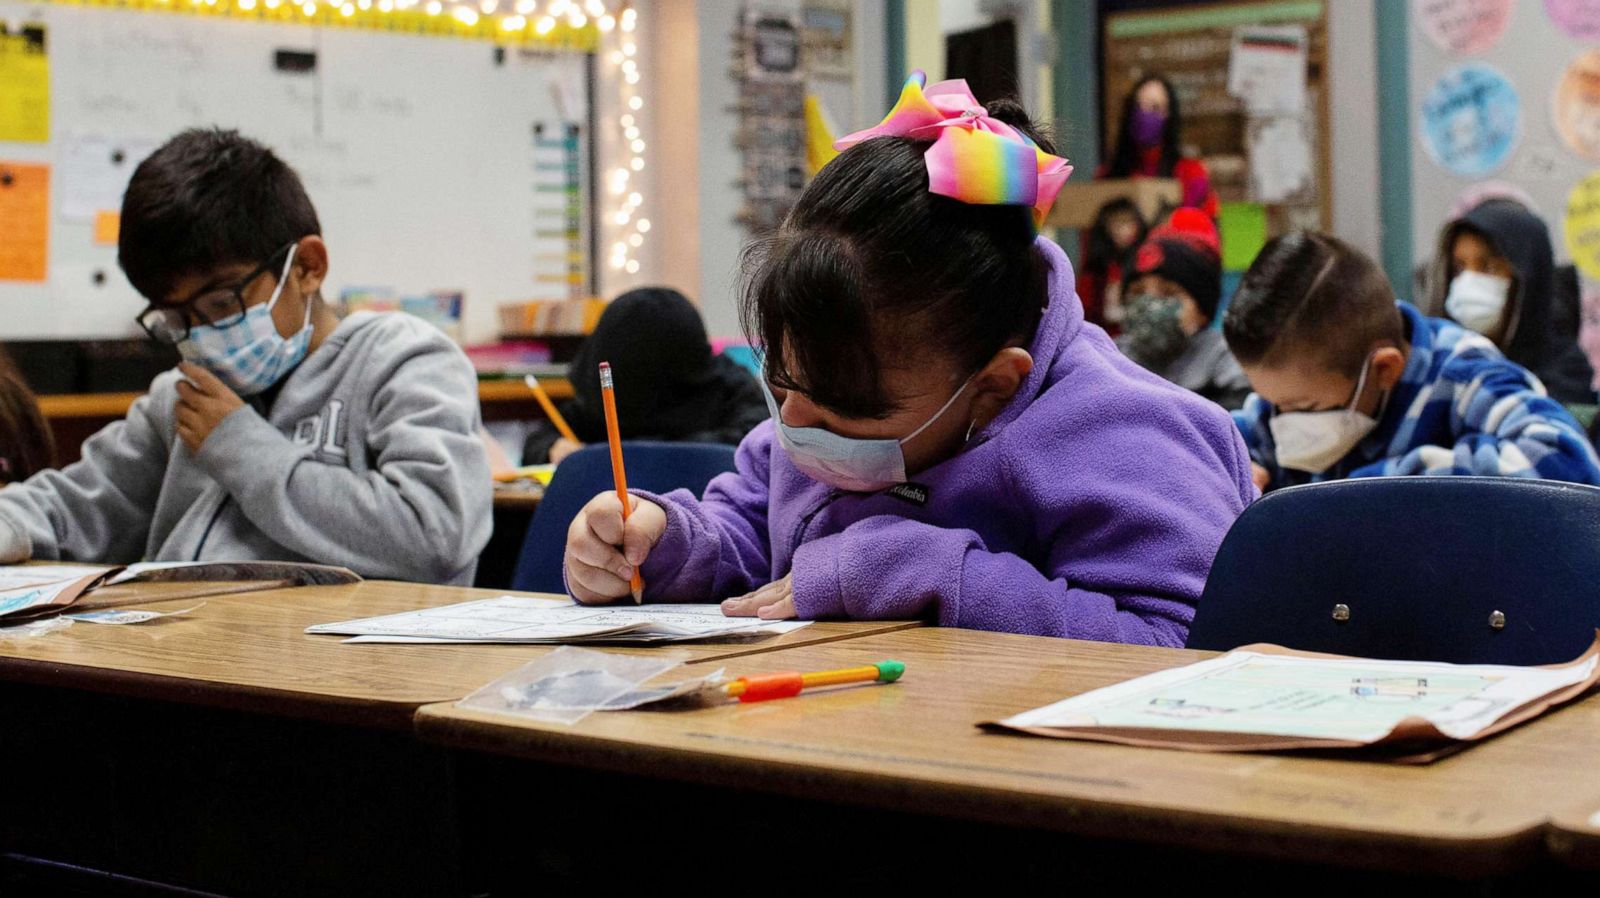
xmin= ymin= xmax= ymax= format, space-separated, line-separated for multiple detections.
xmin=565 ymin=491 xmax=666 ymax=605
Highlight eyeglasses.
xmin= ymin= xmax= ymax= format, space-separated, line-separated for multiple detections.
xmin=136 ymin=242 xmax=297 ymax=344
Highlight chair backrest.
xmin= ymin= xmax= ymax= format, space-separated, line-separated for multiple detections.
xmin=1186 ymin=477 xmax=1600 ymax=665
xmin=510 ymin=441 xmax=739 ymax=594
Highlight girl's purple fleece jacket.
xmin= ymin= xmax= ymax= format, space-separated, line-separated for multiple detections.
xmin=629 ymin=238 xmax=1255 ymax=647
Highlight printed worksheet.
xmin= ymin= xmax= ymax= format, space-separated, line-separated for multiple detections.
xmin=999 ymin=647 xmax=1600 ymax=744
xmin=308 ymin=596 xmax=810 ymax=645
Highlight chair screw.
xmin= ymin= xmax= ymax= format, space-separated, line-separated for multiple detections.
xmin=1489 ymin=610 xmax=1506 ymax=630
xmin=1332 ymin=603 xmax=1350 ymax=622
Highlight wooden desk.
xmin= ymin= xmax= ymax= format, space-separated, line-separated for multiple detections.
xmin=38 ymin=378 xmax=575 ymax=463
xmin=0 ymin=580 xmax=918 ymax=729
xmin=1550 ymin=801 xmax=1600 ymax=871
xmin=417 ymin=627 xmax=1600 ymax=884
xmin=0 ymin=580 xmax=916 ymax=896
xmin=36 ymin=380 xmax=575 ymax=422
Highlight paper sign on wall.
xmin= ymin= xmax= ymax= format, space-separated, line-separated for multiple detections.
xmin=1247 ymin=116 xmax=1314 ymax=204
xmin=59 ymin=136 xmax=158 ymax=223
xmin=1420 ymin=63 xmax=1521 ymax=177
xmin=0 ymin=163 xmax=49 ymax=283
xmin=0 ymin=23 xmax=48 ymax=144
xmin=1415 ymin=0 xmax=1514 ymax=55
xmin=1545 ymin=0 xmax=1600 ymax=41
xmin=1554 ymin=50 xmax=1600 ymax=163
xmin=1227 ymin=25 xmax=1307 ymax=117
xmin=1565 ymin=171 xmax=1600 ymax=280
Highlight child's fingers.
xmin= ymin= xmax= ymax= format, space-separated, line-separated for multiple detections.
xmin=567 ymin=527 xmax=634 ymax=581
xmin=566 ymin=555 xmax=630 ymax=604
xmin=586 ymin=493 xmax=628 ymax=545
xmin=755 ymin=597 xmax=797 ymax=620
xmin=620 ymin=500 xmax=666 ymax=566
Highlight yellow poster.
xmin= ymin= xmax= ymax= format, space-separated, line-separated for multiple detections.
xmin=0 ymin=24 xmax=48 ymax=143
xmin=1566 ymin=171 xmax=1600 ymax=281
xmin=0 ymin=163 xmax=49 ymax=282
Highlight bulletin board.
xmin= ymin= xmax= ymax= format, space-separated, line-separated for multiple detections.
xmin=1407 ymin=0 xmax=1600 ymax=282
xmin=0 ymin=2 xmax=592 ymax=344
xmin=1099 ymin=0 xmax=1332 ymax=247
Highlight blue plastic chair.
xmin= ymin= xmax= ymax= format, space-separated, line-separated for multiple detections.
xmin=510 ymin=441 xmax=739 ymax=594
xmin=1186 ymin=477 xmax=1600 ymax=665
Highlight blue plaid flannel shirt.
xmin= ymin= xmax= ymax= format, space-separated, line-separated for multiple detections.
xmin=1234 ymin=303 xmax=1600 ymax=490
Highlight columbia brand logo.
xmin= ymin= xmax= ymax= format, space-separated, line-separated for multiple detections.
xmin=886 ymin=483 xmax=930 ymax=507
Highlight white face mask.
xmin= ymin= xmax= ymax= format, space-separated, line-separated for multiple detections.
xmin=1268 ymin=356 xmax=1384 ymax=474
xmin=1445 ymin=270 xmax=1511 ymax=336
xmin=763 ymin=375 xmax=973 ymax=493
xmin=178 ymin=245 xmax=313 ymax=396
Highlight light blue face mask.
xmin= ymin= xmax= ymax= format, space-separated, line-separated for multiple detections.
xmin=178 ymin=246 xmax=313 ymax=397
xmin=763 ymin=375 xmax=974 ymax=493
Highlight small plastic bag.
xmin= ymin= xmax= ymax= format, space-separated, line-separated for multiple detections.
xmin=0 ymin=616 xmax=73 ymax=640
xmin=458 ymin=646 xmax=690 ymax=725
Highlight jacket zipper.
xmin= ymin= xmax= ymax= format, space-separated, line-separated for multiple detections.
xmin=788 ymin=489 xmax=843 ymax=557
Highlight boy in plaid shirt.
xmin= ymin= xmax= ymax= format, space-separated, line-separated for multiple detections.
xmin=1226 ymin=231 xmax=1600 ymax=492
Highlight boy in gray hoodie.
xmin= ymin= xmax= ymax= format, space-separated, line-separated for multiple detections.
xmin=0 ymin=129 xmax=491 ymax=585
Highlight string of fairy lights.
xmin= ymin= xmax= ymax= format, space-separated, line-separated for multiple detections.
xmin=40 ymin=0 xmax=647 ymax=290
xmin=602 ymin=4 xmax=647 ymax=278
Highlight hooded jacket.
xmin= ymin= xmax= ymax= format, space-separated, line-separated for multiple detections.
xmin=1424 ymin=199 xmax=1595 ymax=403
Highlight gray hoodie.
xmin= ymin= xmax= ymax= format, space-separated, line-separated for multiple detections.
xmin=0 ymin=312 xmax=492 ymax=585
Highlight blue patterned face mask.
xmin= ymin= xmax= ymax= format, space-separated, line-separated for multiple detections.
xmin=178 ymin=246 xmax=312 ymax=396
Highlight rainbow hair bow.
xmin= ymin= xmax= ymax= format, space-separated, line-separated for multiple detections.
xmin=833 ymin=70 xmax=1072 ymax=229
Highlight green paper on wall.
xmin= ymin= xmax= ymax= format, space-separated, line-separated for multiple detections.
xmin=1220 ymin=202 xmax=1267 ymax=272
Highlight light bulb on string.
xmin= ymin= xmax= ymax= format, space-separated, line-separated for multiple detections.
xmin=301 ymin=1 xmax=317 ymax=16
xmin=635 ymin=218 xmax=651 ymax=233
xmin=501 ymin=14 xmax=526 ymax=30
xmin=625 ymin=260 xmax=640 ymax=274
xmin=628 ymin=234 xmax=643 ymax=248
xmin=630 ymin=156 xmax=644 ymax=171
xmin=480 ymin=0 xmax=496 ymax=13
xmin=535 ymin=15 xmax=555 ymax=33
xmin=620 ymin=114 xmax=634 ymax=128
xmin=515 ymin=0 xmax=535 ymax=12
xmin=425 ymin=0 xmax=442 ymax=14
xmin=628 ymin=96 xmax=642 ymax=111
xmin=622 ymin=42 xmax=636 ymax=57
xmin=340 ymin=2 xmax=355 ymax=15
xmin=452 ymin=5 xmax=479 ymax=25
xmin=598 ymin=13 xmax=615 ymax=31
xmin=620 ymin=7 xmax=635 ymax=31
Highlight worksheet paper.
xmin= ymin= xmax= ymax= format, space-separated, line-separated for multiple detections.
xmin=992 ymin=636 xmax=1600 ymax=756
xmin=308 ymin=596 xmax=811 ymax=645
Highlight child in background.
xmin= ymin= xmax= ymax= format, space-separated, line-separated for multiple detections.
xmin=1076 ymin=197 xmax=1146 ymax=331
xmin=1423 ymin=199 xmax=1595 ymax=403
xmin=521 ymin=288 xmax=767 ymax=465
xmin=0 ymin=129 xmax=492 ymax=584
xmin=1118 ymin=209 xmax=1250 ymax=410
xmin=562 ymin=72 xmax=1254 ymax=647
xmin=1228 ymin=231 xmax=1600 ymax=493
xmin=0 ymin=370 xmax=55 ymax=484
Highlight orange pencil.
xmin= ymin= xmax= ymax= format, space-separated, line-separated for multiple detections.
xmin=523 ymin=375 xmax=579 ymax=444
xmin=598 ymin=362 xmax=644 ymax=603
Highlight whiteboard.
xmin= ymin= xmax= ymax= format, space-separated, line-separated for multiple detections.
xmin=0 ymin=3 xmax=590 ymax=344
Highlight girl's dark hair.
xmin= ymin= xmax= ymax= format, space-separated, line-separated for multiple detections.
xmin=1106 ymin=74 xmax=1181 ymax=179
xmin=0 ymin=370 xmax=55 ymax=483
xmin=741 ymin=98 xmax=1054 ymax=420
xmin=1083 ymin=197 xmax=1146 ymax=275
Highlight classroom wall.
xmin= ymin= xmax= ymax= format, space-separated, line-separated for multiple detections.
xmin=1406 ymin=0 xmax=1596 ymax=279
xmin=691 ymin=0 xmax=889 ymax=340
